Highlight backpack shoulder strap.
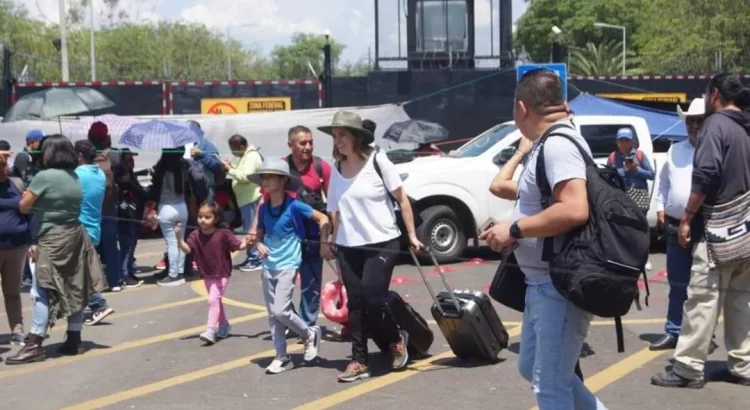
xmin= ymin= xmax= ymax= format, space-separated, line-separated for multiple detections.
xmin=371 ymin=147 xmax=398 ymax=204
xmin=284 ymin=155 xmax=299 ymax=177
xmin=608 ymin=152 xmax=616 ymax=167
xmin=313 ymin=156 xmax=323 ymax=183
xmin=535 ymin=123 xmax=591 ymax=262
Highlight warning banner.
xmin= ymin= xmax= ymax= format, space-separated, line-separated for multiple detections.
xmin=201 ymin=97 xmax=292 ymax=114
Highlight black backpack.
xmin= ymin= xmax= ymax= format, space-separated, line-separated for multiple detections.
xmin=285 ymin=155 xmax=327 ymax=213
xmin=536 ymin=124 xmax=650 ymax=352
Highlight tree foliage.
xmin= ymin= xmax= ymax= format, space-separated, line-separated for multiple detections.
xmin=0 ymin=0 xmax=366 ymax=82
xmin=568 ymin=40 xmax=640 ymax=76
xmin=635 ymin=0 xmax=750 ymax=73
xmin=515 ymin=0 xmax=750 ymax=74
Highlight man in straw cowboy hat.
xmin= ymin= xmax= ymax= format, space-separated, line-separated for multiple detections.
xmin=650 ymin=98 xmax=717 ymax=353
xmin=248 ymin=157 xmax=331 ymax=374
xmin=652 ymin=72 xmax=750 ymax=388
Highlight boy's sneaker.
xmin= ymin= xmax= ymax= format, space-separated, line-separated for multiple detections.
xmin=125 ymin=276 xmax=144 ymax=288
xmin=337 ymin=361 xmax=370 ymax=383
xmin=84 ymin=307 xmax=115 ymax=326
xmin=265 ymin=356 xmax=291 ymax=374
xmin=199 ymin=329 xmax=217 ymax=345
xmin=157 ymin=276 xmax=185 ymax=287
xmin=110 ymin=286 xmax=122 ymax=292
xmin=21 ymin=278 xmax=32 ymax=288
xmin=217 ymin=323 xmax=232 ymax=339
xmin=239 ymin=262 xmax=262 ymax=272
xmin=391 ymin=330 xmax=410 ymax=370
xmin=303 ymin=326 xmax=321 ymax=362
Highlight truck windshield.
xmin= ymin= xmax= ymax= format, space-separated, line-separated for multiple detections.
xmin=453 ymin=123 xmax=518 ymax=158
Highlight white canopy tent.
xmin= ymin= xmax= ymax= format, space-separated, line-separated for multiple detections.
xmin=0 ymin=104 xmax=412 ymax=172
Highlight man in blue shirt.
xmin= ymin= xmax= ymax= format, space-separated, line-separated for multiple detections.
xmin=74 ymin=140 xmax=115 ymax=326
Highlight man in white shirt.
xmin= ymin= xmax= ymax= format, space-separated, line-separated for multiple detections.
xmin=651 ymin=98 xmax=715 ymax=352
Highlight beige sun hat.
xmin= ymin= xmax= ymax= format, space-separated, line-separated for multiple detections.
xmin=248 ymin=157 xmax=300 ymax=189
xmin=317 ymin=110 xmax=375 ymax=144
xmin=677 ymin=98 xmax=705 ymax=120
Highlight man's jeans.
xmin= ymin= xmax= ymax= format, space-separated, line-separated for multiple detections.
xmin=118 ymin=221 xmax=139 ymax=280
xmin=518 ymin=282 xmax=607 ymax=410
xmin=98 ymin=209 xmax=121 ymax=288
xmin=298 ymin=256 xmax=323 ymax=326
xmin=88 ymin=292 xmax=109 ymax=313
xmin=664 ymin=236 xmax=692 ymax=338
xmin=240 ymin=201 xmax=261 ymax=266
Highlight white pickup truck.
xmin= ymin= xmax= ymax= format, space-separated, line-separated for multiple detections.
xmin=397 ymin=115 xmax=664 ymax=263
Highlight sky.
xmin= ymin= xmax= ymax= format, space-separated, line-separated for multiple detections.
xmin=20 ymin=0 xmax=529 ymax=65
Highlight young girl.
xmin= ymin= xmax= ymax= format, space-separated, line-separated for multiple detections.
xmin=249 ymin=157 xmax=331 ymax=374
xmin=175 ymin=201 xmax=250 ymax=345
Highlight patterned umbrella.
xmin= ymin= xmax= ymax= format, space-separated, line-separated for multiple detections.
xmin=64 ymin=114 xmax=144 ymax=141
xmin=119 ymin=120 xmax=203 ymax=150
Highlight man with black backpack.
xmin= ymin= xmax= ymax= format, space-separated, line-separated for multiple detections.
xmin=480 ymin=69 xmax=610 ymax=409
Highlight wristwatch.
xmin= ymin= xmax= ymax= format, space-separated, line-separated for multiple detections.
xmin=509 ymin=221 xmax=523 ymax=239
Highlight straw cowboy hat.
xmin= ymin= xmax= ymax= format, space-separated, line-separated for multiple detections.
xmin=248 ymin=157 xmax=301 ymax=189
xmin=317 ymin=110 xmax=375 ymax=144
xmin=677 ymin=97 xmax=705 ymax=120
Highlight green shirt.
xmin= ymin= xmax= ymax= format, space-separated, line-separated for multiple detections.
xmin=227 ymin=148 xmax=263 ymax=207
xmin=28 ymin=169 xmax=82 ymax=238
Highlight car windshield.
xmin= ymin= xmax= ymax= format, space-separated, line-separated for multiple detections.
xmin=452 ymin=123 xmax=518 ymax=158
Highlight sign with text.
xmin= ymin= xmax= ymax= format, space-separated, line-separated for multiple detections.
xmin=516 ymin=63 xmax=568 ymax=100
xmin=201 ymin=97 xmax=292 ymax=114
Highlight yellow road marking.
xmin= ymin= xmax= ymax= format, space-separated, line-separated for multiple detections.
xmin=425 ymin=317 xmax=668 ymax=328
xmin=0 ymin=311 xmax=268 ymax=379
xmin=47 ymin=297 xmax=207 ymax=333
xmin=62 ymin=344 xmax=304 ymax=410
xmin=293 ymin=325 xmax=523 ymax=410
xmin=189 ymin=279 xmax=267 ymax=311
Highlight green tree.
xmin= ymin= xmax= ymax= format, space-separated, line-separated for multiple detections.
xmin=514 ymin=0 xmax=647 ymax=63
xmin=271 ymin=33 xmax=345 ymax=80
xmin=568 ymin=40 xmax=639 ymax=76
xmin=635 ymin=0 xmax=750 ymax=73
xmin=337 ymin=57 xmax=370 ymax=77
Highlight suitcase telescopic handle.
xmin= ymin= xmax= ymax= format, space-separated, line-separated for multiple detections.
xmin=409 ymin=247 xmax=462 ymax=315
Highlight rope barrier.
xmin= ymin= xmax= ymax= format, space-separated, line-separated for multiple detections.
xmin=19 ymin=204 xmax=741 ymax=296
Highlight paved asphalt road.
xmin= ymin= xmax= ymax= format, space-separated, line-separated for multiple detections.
xmin=0 ymin=238 xmax=745 ymax=409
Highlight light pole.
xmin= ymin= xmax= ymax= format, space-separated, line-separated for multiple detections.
xmin=58 ymin=0 xmax=69 ymax=81
xmin=226 ymin=24 xmax=258 ymax=81
xmin=89 ymin=0 xmax=96 ymax=81
xmin=594 ymin=22 xmax=626 ymax=75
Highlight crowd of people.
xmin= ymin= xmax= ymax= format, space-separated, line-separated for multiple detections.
xmin=0 ymin=70 xmax=748 ymax=409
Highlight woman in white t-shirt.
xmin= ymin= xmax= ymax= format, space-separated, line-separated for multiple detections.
xmin=319 ymin=111 xmax=423 ymax=383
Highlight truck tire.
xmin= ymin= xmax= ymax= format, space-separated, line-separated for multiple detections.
xmin=417 ymin=205 xmax=466 ymax=264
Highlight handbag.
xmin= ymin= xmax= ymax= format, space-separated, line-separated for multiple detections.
xmin=702 ymin=190 xmax=750 ymax=265
xmin=488 ymin=245 xmax=527 ymax=313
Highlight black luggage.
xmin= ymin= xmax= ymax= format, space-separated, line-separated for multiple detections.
xmin=370 ymin=291 xmax=434 ymax=359
xmin=412 ymin=249 xmax=509 ymax=362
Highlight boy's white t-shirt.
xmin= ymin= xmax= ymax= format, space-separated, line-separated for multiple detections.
xmin=327 ymin=151 xmax=402 ymax=247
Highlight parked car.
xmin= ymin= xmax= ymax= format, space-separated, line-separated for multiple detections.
xmin=396 ymin=116 xmax=663 ymax=263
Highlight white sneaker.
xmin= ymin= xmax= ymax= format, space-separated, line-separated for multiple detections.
xmin=84 ymin=307 xmax=115 ymax=326
xmin=217 ymin=323 xmax=232 ymax=339
xmin=199 ymin=328 xmax=217 ymax=345
xmin=265 ymin=356 xmax=291 ymax=374
xmin=645 ymin=260 xmax=653 ymax=271
xmin=303 ymin=326 xmax=321 ymax=362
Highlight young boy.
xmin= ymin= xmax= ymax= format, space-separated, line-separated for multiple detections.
xmin=249 ymin=158 xmax=331 ymax=374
